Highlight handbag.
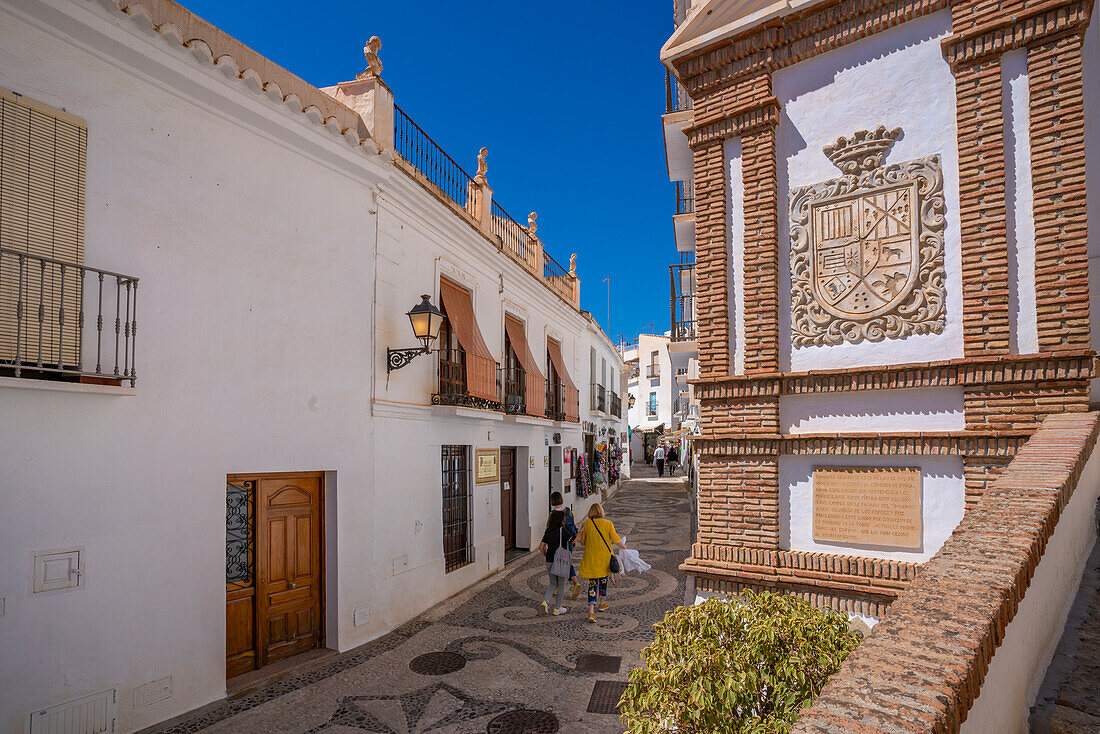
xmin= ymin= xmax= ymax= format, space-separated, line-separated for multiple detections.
xmin=592 ymin=519 xmax=621 ymax=575
xmin=550 ymin=528 xmax=571 ymax=577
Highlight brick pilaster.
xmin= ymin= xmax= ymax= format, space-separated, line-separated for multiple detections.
xmin=696 ymin=458 xmax=780 ymax=549
xmin=741 ymin=125 xmax=781 ymax=374
xmin=692 ymin=141 xmax=731 ymax=378
xmin=1029 ymin=32 xmax=1090 ymax=352
xmin=954 ymin=57 xmax=1011 ymax=355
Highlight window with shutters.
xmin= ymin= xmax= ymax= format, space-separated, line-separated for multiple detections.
xmin=1 ymin=87 xmax=86 ymax=370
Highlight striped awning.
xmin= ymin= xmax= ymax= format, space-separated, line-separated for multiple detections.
xmin=439 ymin=278 xmax=496 ymax=401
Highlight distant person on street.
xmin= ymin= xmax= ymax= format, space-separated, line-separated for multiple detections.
xmin=654 ymin=444 xmax=666 ymax=477
xmin=667 ymin=444 xmax=679 ymax=476
xmin=547 ymin=491 xmax=582 ymax=598
xmin=538 ymin=510 xmax=575 ymax=616
xmin=577 ymin=502 xmax=627 ymax=624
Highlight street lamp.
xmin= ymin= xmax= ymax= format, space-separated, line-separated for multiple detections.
xmin=628 ymin=394 xmax=636 ymax=408
xmin=387 ymin=294 xmax=445 ymax=372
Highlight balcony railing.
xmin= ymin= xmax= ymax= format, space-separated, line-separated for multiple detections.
xmin=671 ymin=261 xmax=697 ymax=342
xmin=1 ymin=246 xmax=139 ymax=386
xmin=675 ymin=180 xmax=695 ymax=215
xmin=610 ymin=391 xmax=622 ymax=418
xmin=590 ymin=383 xmax=607 ymax=413
xmin=394 ymin=104 xmax=475 ymax=212
xmin=545 ymin=378 xmax=566 ymax=422
xmin=433 ymin=347 xmax=503 ymax=411
xmin=665 ymin=70 xmax=692 ymax=114
xmin=542 ymin=249 xmax=573 ymax=304
xmin=646 ymin=364 xmax=659 ymax=379
xmin=501 ymin=364 xmax=526 ymax=415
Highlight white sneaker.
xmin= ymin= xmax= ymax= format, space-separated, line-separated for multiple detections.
xmin=551 ymin=606 xmax=567 ymax=616
xmin=538 ymin=601 xmax=549 ymax=616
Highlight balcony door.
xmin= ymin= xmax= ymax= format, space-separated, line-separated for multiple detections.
xmin=226 ymin=472 xmax=324 ymax=679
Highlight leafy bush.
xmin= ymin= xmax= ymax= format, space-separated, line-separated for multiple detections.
xmin=620 ymin=590 xmax=862 ymax=734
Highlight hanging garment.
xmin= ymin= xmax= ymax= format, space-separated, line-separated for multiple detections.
xmin=619 ymin=548 xmax=651 ymax=574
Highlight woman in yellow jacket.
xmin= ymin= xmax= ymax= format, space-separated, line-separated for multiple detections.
xmin=577 ymin=502 xmax=627 ymax=624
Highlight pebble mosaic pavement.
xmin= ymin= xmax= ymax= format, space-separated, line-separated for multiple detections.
xmin=148 ymin=465 xmax=690 ymax=734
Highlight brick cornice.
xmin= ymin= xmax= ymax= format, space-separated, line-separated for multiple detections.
xmin=675 ymin=0 xmax=949 ymax=96
xmin=691 ymin=351 xmax=1096 ymax=400
xmin=684 ymin=97 xmax=781 ymax=149
xmin=693 ymin=432 xmax=1029 ymax=458
xmin=942 ymin=0 xmax=1093 ymax=69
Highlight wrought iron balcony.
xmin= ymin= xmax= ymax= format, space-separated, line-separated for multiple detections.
xmin=432 ymin=347 xmax=503 ymax=411
xmin=501 ymin=364 xmax=526 ymax=415
xmin=670 ymin=260 xmax=697 ymax=342
xmin=665 ymin=70 xmax=692 ymax=114
xmin=590 ymin=383 xmax=607 ymax=413
xmin=646 ymin=364 xmax=659 ymax=379
xmin=675 ymin=180 xmax=695 ymax=215
xmin=545 ymin=378 xmax=566 ymax=422
xmin=1 ymin=246 xmax=139 ymax=386
xmin=610 ymin=391 xmax=622 ymax=418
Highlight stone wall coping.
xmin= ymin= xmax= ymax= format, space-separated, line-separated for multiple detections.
xmin=791 ymin=411 xmax=1100 ymax=732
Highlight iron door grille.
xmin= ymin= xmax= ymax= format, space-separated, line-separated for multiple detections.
xmin=441 ymin=445 xmax=473 ymax=572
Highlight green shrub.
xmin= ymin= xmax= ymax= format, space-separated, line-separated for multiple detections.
xmin=619 ymin=590 xmax=862 ymax=734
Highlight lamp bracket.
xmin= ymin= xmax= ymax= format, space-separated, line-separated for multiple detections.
xmin=387 ymin=345 xmax=430 ymax=373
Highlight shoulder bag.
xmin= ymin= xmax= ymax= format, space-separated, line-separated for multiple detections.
xmin=592 ymin=519 xmax=621 ymax=575
xmin=550 ymin=528 xmax=572 ymax=577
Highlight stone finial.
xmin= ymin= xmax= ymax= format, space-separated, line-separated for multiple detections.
xmin=528 ymin=211 xmax=537 ymax=234
xmin=823 ymin=125 xmax=902 ymax=174
xmin=474 ymin=147 xmax=489 ymax=183
xmin=357 ymin=36 xmax=383 ymax=79
xmin=569 ymin=254 xmax=577 ymax=276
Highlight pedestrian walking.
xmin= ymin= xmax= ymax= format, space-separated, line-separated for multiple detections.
xmin=654 ymin=443 xmax=666 ymax=477
xmin=667 ymin=444 xmax=679 ymax=476
xmin=548 ymin=491 xmax=583 ymax=598
xmin=537 ymin=510 xmax=576 ymax=616
xmin=577 ymin=502 xmax=627 ymax=624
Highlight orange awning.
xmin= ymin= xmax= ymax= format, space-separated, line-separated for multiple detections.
xmin=439 ymin=278 xmax=497 ymax=401
xmin=504 ymin=315 xmax=546 ymax=417
xmin=547 ymin=337 xmax=579 ymax=422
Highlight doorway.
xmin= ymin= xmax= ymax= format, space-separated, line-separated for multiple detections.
xmin=226 ymin=472 xmax=324 ymax=679
xmin=500 ymin=447 xmax=517 ymax=552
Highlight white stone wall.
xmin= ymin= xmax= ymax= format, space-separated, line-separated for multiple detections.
xmin=0 ymin=1 xmax=626 ymax=731
xmin=779 ymin=454 xmax=966 ymax=563
xmin=772 ymin=10 xmax=964 ymax=372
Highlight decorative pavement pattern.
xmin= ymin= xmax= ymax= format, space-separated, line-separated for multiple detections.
xmin=148 ymin=465 xmax=690 ymax=734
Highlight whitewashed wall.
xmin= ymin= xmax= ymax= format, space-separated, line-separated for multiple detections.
xmin=779 ymin=454 xmax=965 ymax=563
xmin=772 ymin=10 xmax=964 ymax=372
xmin=780 ymin=387 xmax=965 ymax=434
xmin=962 ymin=440 xmax=1100 ymax=733
xmin=0 ymin=1 xmax=385 ymax=731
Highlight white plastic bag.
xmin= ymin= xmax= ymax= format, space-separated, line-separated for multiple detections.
xmin=619 ymin=548 xmax=651 ymax=574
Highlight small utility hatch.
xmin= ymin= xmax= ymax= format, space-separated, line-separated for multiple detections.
xmin=29 ymin=688 xmax=117 ymax=734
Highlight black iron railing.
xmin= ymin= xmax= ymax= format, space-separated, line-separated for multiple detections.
xmin=501 ymin=364 xmax=526 ymax=415
xmin=671 ymin=261 xmax=697 ymax=342
xmin=491 ymin=202 xmax=534 ymax=268
xmin=610 ymin=391 xmax=621 ymax=418
xmin=0 ymin=246 xmax=139 ymax=386
xmin=591 ymin=383 xmax=606 ymax=413
xmin=675 ymin=180 xmax=695 ymax=215
xmin=646 ymin=364 xmax=660 ymax=379
xmin=545 ymin=378 xmax=565 ymax=421
xmin=394 ymin=104 xmax=476 ymax=211
xmin=665 ymin=70 xmax=692 ymax=114
xmin=542 ymin=249 xmax=573 ymax=303
xmin=433 ymin=347 xmax=503 ymax=411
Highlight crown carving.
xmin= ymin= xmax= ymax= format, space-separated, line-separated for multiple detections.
xmin=823 ymin=126 xmax=902 ymax=174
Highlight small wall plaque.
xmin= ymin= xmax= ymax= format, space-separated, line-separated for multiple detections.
xmin=811 ymin=466 xmax=921 ymax=549
xmin=474 ymin=448 xmax=499 ymax=485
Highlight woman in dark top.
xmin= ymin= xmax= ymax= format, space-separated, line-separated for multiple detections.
xmin=538 ymin=510 xmax=576 ymax=616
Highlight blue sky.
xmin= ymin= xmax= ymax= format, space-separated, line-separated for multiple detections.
xmin=181 ymin=0 xmax=676 ymax=346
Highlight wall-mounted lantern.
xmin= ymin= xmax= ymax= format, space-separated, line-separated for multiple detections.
xmin=387 ymin=294 xmax=445 ymax=372
xmin=628 ymin=394 xmax=636 ymax=408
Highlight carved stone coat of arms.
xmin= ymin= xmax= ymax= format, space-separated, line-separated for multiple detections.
xmin=790 ymin=126 xmax=946 ymax=346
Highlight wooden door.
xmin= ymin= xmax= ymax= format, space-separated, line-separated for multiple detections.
xmin=258 ymin=475 xmax=323 ymax=665
xmin=226 ymin=472 xmax=323 ymax=678
xmin=500 ymin=448 xmax=516 ymax=551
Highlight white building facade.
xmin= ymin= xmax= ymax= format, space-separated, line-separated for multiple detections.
xmin=0 ymin=1 xmax=626 ymax=731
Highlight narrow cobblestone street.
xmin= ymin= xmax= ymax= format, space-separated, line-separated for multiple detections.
xmin=152 ymin=467 xmax=690 ymax=734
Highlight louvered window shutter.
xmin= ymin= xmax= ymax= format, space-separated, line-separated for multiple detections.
xmin=0 ymin=87 xmax=86 ymax=367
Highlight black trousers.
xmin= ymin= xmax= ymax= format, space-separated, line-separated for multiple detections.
xmin=656 ymin=459 xmax=665 ymax=476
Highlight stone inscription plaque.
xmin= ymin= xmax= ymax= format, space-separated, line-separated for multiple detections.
xmin=812 ymin=466 xmax=921 ymax=549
